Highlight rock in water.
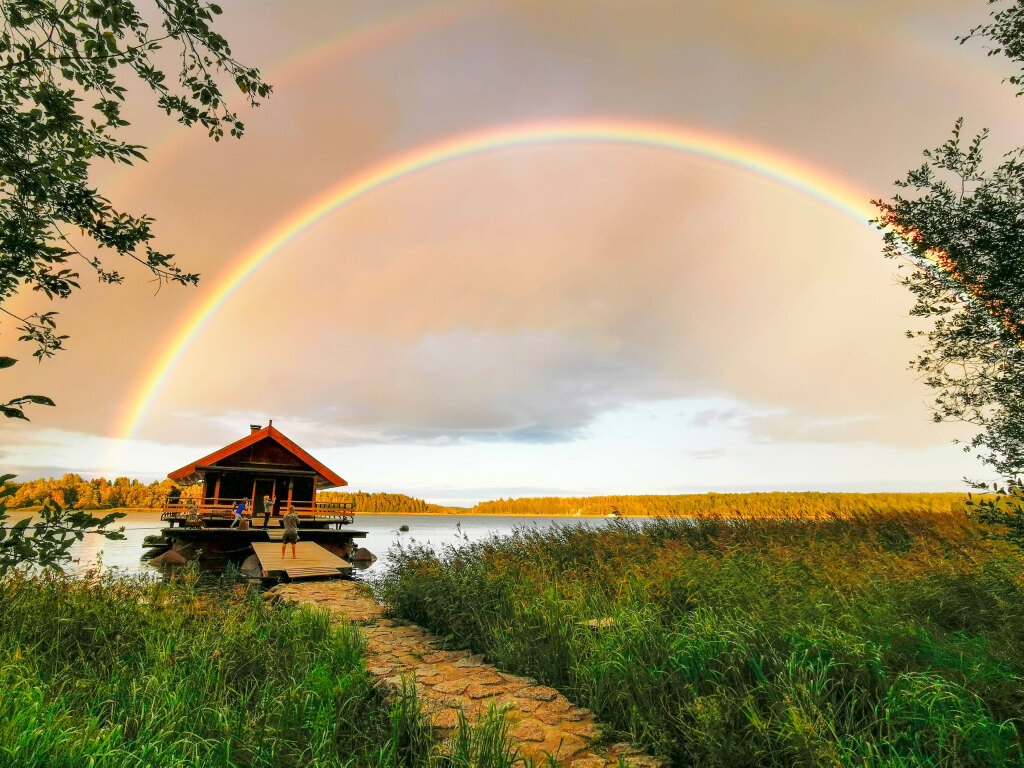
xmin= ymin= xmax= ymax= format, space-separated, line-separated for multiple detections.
xmin=399 ymin=524 xmax=410 ymax=532
xmin=350 ymin=547 xmax=377 ymax=562
xmin=241 ymin=554 xmax=263 ymax=579
xmin=151 ymin=549 xmax=187 ymax=568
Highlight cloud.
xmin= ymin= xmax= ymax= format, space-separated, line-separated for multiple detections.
xmin=0 ymin=0 xmax=1010 ymax=486
xmin=70 ymin=148 xmax=956 ymax=452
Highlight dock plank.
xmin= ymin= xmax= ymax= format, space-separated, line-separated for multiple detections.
xmin=251 ymin=541 xmax=350 ymax=579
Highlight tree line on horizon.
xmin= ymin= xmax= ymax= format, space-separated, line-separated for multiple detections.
xmin=470 ymin=492 xmax=972 ymax=519
xmin=3 ymin=476 xmax=975 ymax=519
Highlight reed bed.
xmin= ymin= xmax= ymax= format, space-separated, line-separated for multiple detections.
xmin=378 ymin=511 xmax=1024 ymax=767
xmin=0 ymin=569 xmax=531 ymax=768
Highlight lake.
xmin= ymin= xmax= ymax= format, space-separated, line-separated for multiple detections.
xmin=65 ymin=510 xmax=637 ymax=577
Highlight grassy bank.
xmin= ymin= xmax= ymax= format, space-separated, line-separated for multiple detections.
xmin=378 ymin=511 xmax=1024 ymax=767
xmin=0 ymin=569 xmax=526 ymax=768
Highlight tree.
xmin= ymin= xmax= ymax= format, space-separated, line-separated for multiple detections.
xmin=0 ymin=473 xmax=124 ymax=573
xmin=876 ymin=122 xmax=1024 ymax=481
xmin=1 ymin=0 xmax=270 ymax=419
xmin=0 ymin=0 xmax=269 ymax=566
xmin=876 ymin=0 xmax=1024 ymax=544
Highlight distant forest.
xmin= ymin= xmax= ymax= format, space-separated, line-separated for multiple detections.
xmin=3 ymin=475 xmax=437 ymax=514
xmin=4 ymin=476 xmax=972 ymax=519
xmin=471 ymin=492 xmax=972 ymax=519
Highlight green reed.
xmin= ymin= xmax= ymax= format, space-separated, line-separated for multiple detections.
xmin=378 ymin=513 xmax=1024 ymax=767
xmin=0 ymin=569 xmax=527 ymax=768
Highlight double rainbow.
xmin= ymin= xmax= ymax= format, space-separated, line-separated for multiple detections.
xmin=111 ymin=117 xmax=880 ymax=460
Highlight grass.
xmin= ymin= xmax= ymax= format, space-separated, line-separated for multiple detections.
xmin=377 ymin=511 xmax=1024 ymax=767
xmin=0 ymin=567 xmax=534 ymax=768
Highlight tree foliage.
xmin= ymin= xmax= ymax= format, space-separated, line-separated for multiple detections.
xmin=0 ymin=0 xmax=269 ymax=417
xmin=0 ymin=473 xmax=123 ymax=574
xmin=877 ymin=0 xmax=1024 ymax=545
xmin=876 ymin=122 xmax=1024 ymax=482
xmin=961 ymin=0 xmax=1024 ymax=96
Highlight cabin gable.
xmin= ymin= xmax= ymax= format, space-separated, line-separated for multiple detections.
xmin=168 ymin=424 xmax=346 ymax=489
xmin=214 ymin=437 xmax=309 ymax=471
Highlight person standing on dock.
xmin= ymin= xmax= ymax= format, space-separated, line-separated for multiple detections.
xmin=262 ymin=494 xmax=274 ymax=528
xmin=281 ymin=505 xmax=299 ymax=559
xmin=230 ymin=499 xmax=246 ymax=529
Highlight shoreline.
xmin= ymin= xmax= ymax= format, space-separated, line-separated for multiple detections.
xmin=5 ymin=507 xmax=648 ymax=519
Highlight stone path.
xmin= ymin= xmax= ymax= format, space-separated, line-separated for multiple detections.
xmin=268 ymin=581 xmax=663 ymax=767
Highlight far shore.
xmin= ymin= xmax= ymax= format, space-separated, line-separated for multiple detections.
xmin=378 ymin=509 xmax=653 ymax=518
xmin=6 ymin=506 xmax=648 ymax=519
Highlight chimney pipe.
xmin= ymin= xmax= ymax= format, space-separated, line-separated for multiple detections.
xmin=250 ymin=424 xmax=261 ymax=434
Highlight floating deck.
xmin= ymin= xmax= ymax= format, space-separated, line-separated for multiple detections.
xmin=251 ymin=541 xmax=352 ymax=579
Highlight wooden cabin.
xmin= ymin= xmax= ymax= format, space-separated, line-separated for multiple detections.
xmin=163 ymin=422 xmax=353 ymax=527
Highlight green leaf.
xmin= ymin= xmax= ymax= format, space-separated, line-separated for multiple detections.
xmin=21 ymin=395 xmax=56 ymax=406
xmin=0 ymin=358 xmax=16 ymax=369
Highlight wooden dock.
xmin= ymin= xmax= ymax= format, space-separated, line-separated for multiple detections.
xmin=251 ymin=541 xmax=351 ymax=580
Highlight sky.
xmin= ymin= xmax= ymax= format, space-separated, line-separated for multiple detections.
xmin=2 ymin=0 xmax=1021 ymax=505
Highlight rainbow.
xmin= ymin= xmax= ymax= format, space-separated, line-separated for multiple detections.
xmin=109 ymin=117 xmax=880 ymax=462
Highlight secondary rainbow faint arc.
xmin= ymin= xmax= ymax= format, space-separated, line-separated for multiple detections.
xmin=113 ymin=117 xmax=880 ymax=448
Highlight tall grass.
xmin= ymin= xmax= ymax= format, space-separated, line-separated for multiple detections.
xmin=378 ymin=512 xmax=1024 ymax=767
xmin=0 ymin=569 xmax=531 ymax=768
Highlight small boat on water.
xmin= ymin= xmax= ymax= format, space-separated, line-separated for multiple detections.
xmin=155 ymin=422 xmax=366 ymax=581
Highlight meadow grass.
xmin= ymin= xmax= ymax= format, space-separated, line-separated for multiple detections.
xmin=0 ymin=568 xmax=531 ymax=768
xmin=377 ymin=512 xmax=1024 ymax=767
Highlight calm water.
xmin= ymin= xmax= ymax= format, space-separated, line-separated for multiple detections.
xmin=65 ymin=511 xmax=636 ymax=577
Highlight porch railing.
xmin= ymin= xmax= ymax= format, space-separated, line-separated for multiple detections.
xmin=161 ymin=497 xmax=355 ymax=525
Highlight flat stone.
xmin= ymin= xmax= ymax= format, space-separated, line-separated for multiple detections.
xmin=456 ymin=654 xmax=486 ymax=668
xmin=501 ymin=679 xmax=533 ymax=694
xmin=466 ymin=669 xmax=506 ymax=685
xmin=608 ymin=743 xmax=643 ymax=757
xmin=511 ymin=722 xmax=547 ymax=742
xmin=432 ymin=708 xmax=461 ymax=730
xmin=515 ymin=686 xmax=560 ymax=701
xmin=537 ymin=732 xmax=587 ymax=759
xmin=434 ymin=674 xmax=470 ymax=691
xmin=464 ymin=683 xmax=503 ymax=699
xmin=515 ymin=698 xmax=543 ymax=713
xmin=565 ymin=720 xmax=602 ymax=740
xmin=535 ymin=707 xmax=572 ymax=725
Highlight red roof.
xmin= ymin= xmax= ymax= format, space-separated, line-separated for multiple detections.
xmin=168 ymin=425 xmax=346 ymax=489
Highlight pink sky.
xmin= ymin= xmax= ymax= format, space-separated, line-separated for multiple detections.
xmin=1 ymin=0 xmax=1016 ymax=502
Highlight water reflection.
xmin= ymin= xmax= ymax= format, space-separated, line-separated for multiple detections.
xmin=66 ymin=512 xmax=631 ymax=576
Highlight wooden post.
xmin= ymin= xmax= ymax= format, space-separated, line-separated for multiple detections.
xmin=286 ymin=478 xmax=293 ymax=511
xmin=213 ymin=475 xmax=221 ymax=505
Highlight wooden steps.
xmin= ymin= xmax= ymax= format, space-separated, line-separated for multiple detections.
xmin=251 ymin=541 xmax=350 ymax=580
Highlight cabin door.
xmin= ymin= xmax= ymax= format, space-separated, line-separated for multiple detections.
xmin=254 ymin=479 xmax=275 ymax=516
